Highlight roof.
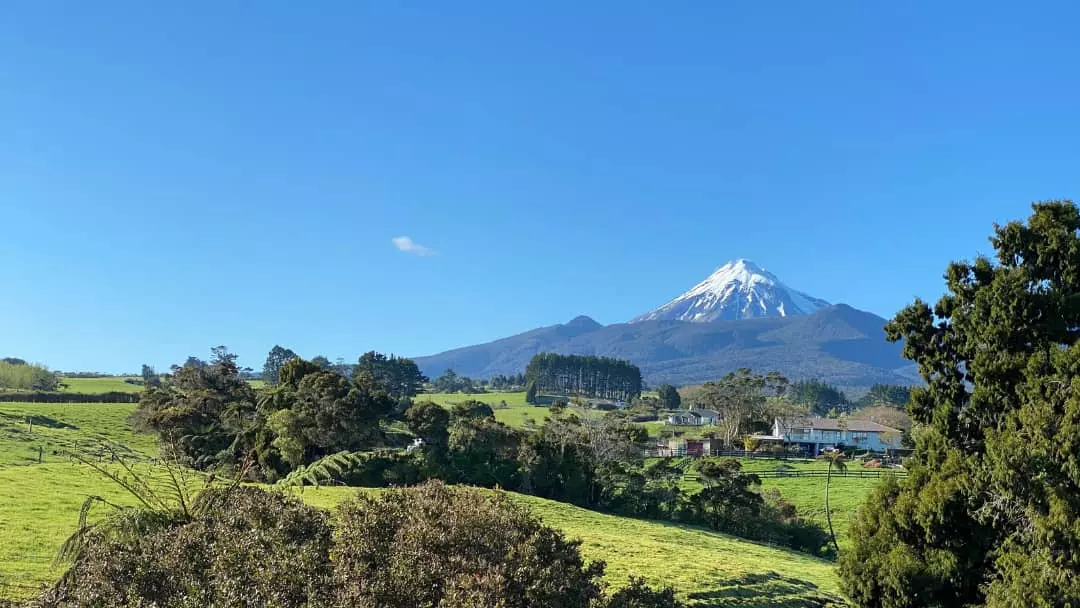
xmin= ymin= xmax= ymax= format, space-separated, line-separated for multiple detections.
xmin=669 ymin=409 xmax=717 ymax=419
xmin=782 ymin=417 xmax=900 ymax=433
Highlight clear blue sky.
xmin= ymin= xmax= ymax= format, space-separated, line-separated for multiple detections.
xmin=2 ymin=1 xmax=1078 ymax=373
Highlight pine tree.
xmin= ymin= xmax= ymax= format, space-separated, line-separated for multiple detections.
xmin=840 ymin=200 xmax=1080 ymax=606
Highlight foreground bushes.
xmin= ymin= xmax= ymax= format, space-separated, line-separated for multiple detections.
xmin=37 ymin=482 xmax=680 ymax=608
xmin=36 ymin=487 xmax=334 ymax=608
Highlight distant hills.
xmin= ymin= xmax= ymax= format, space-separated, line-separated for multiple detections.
xmin=413 ymin=304 xmax=914 ymax=388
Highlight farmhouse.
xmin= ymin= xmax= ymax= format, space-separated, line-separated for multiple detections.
xmin=665 ymin=409 xmax=719 ymax=426
xmin=760 ymin=417 xmax=902 ymax=455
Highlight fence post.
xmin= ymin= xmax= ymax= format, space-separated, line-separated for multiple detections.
xmin=37 ymin=446 xmax=43 ymax=463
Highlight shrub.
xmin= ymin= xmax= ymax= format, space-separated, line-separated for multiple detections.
xmin=0 ymin=391 xmax=139 ymax=403
xmin=0 ymin=360 xmax=60 ymax=391
xmin=332 ymin=481 xmax=606 ymax=607
xmin=36 ymin=487 xmax=334 ymax=608
xmin=602 ymin=576 xmax=681 ymax=608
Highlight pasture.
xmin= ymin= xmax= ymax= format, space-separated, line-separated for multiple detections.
xmin=419 ymin=391 xmax=551 ymax=428
xmin=0 ymin=402 xmax=156 ymax=466
xmin=676 ymin=457 xmax=883 ymax=546
xmin=0 ymin=458 xmax=843 ymax=606
xmin=56 ymin=376 xmax=267 ymax=393
xmin=0 ymin=398 xmax=873 ymax=606
xmin=58 ymin=376 xmax=142 ymax=394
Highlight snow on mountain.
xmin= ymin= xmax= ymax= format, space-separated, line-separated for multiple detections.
xmin=630 ymin=259 xmax=830 ymax=323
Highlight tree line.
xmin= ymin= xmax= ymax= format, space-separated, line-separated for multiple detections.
xmin=0 ymin=358 xmax=61 ymax=391
xmin=784 ymin=379 xmax=910 ymax=416
xmin=525 ymin=353 xmax=643 ymax=402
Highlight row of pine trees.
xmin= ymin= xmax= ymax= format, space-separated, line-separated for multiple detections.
xmin=525 ymin=353 xmax=642 ymax=400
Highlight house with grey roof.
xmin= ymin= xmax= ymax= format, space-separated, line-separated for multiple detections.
xmin=766 ymin=416 xmax=902 ymax=455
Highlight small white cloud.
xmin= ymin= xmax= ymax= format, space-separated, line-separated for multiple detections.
xmin=391 ymin=236 xmax=437 ymax=256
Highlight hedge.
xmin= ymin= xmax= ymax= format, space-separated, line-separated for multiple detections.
xmin=0 ymin=391 xmax=140 ymax=403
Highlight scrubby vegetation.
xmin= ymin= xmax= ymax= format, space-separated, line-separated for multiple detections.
xmin=0 ymin=360 xmax=60 ymax=392
xmin=126 ymin=347 xmax=834 ymax=558
xmin=33 ymin=481 xmax=682 ymax=607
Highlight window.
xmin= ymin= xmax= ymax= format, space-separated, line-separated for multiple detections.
xmin=819 ymin=430 xmax=840 ymax=442
xmin=851 ymin=432 xmax=869 ymax=442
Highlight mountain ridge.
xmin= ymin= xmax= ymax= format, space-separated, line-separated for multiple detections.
xmin=413 ymin=304 xmax=912 ymax=388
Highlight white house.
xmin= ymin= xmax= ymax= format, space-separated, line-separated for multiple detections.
xmin=766 ymin=417 xmax=902 ymax=455
xmin=666 ymin=409 xmax=720 ymax=426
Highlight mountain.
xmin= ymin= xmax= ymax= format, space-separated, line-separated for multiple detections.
xmin=631 ymin=259 xmax=830 ymax=323
xmin=413 ymin=305 xmax=913 ymax=388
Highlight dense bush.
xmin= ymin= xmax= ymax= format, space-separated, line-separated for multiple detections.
xmin=0 ymin=391 xmax=139 ymax=403
xmin=36 ymin=487 xmax=335 ymax=608
xmin=0 ymin=360 xmax=60 ymax=391
xmin=602 ymin=577 xmax=681 ymax=608
xmin=333 ymin=482 xmax=606 ymax=607
xmin=40 ymin=483 xmax=681 ymax=607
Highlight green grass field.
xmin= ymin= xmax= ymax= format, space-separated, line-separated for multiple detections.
xmin=675 ymin=457 xmax=882 ymax=546
xmin=58 ymin=376 xmax=143 ymax=394
xmin=419 ymin=391 xmax=552 ymax=428
xmin=0 ymin=400 xmax=856 ymax=605
xmin=0 ymin=462 xmax=843 ymax=606
xmin=56 ymin=376 xmax=266 ymax=394
xmin=0 ymin=402 xmax=157 ymax=466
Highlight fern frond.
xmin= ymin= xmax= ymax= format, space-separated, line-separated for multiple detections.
xmin=276 ymin=450 xmax=369 ymax=488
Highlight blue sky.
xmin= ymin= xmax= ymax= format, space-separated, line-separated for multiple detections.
xmin=2 ymin=1 xmax=1079 ymax=373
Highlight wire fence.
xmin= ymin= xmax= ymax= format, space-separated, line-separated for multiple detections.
xmin=751 ymin=469 xmax=908 ymax=479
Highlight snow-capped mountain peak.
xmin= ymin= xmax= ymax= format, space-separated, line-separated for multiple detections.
xmin=630 ymin=259 xmax=830 ymax=323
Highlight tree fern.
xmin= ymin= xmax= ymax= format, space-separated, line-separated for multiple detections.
xmin=276 ymin=450 xmax=370 ymax=488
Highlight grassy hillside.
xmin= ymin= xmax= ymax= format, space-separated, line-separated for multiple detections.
xmin=677 ymin=457 xmax=883 ymax=547
xmin=0 ymin=400 xmax=858 ymax=605
xmin=0 ymin=462 xmax=844 ymax=605
xmin=302 ymin=487 xmax=844 ymax=607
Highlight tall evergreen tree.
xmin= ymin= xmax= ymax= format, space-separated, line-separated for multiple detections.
xmin=262 ymin=345 xmax=298 ymax=385
xmin=356 ymin=351 xmax=426 ymax=398
xmin=656 ymin=384 xmax=681 ymax=410
xmin=840 ymin=201 xmax=1080 ymax=606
